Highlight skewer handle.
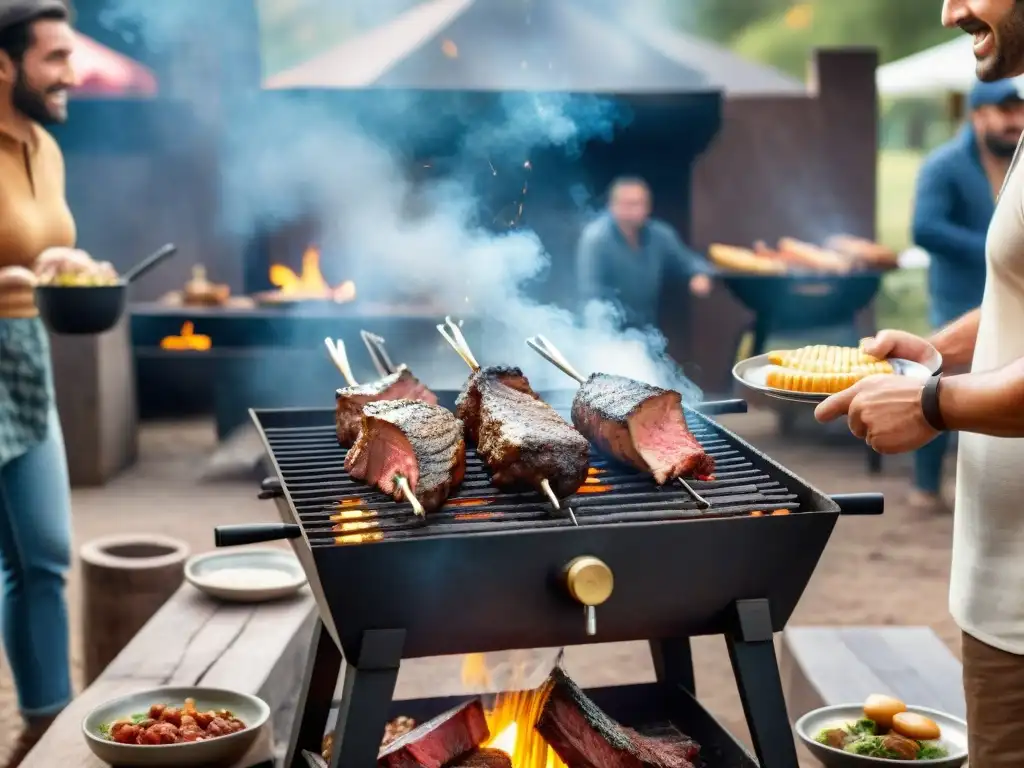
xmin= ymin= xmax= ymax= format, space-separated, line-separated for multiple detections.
xmin=539 ymin=478 xmax=561 ymax=510
xmin=324 ymin=338 xmax=359 ymax=387
xmin=396 ymin=475 xmax=426 ymax=518
xmin=436 ymin=322 xmax=480 ymax=372
xmin=361 ymin=330 xmax=397 ymax=376
xmin=677 ymin=477 xmax=710 ymax=509
xmin=525 ymin=336 xmax=585 ymax=384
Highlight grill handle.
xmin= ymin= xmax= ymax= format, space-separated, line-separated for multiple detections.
xmin=693 ymin=398 xmax=748 ymax=416
xmin=258 ymin=478 xmax=283 ymax=500
xmin=215 ymin=523 xmax=301 ymax=548
xmin=831 ymin=493 xmax=884 ymax=515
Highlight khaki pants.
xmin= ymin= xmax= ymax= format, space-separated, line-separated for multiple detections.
xmin=963 ymin=631 xmax=1024 ymax=767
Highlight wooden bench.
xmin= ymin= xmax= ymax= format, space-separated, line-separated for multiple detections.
xmin=780 ymin=626 xmax=966 ymax=722
xmin=21 ymin=583 xmax=316 ymax=767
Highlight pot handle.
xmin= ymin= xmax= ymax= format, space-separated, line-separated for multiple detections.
xmin=215 ymin=523 xmax=301 ymax=548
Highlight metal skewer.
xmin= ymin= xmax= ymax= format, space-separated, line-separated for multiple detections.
xmin=324 ymin=338 xmax=359 ymax=387
xmin=526 ymin=333 xmax=712 ymax=510
xmin=395 ymin=475 xmax=425 ymax=518
xmin=361 ymin=330 xmax=397 ymax=377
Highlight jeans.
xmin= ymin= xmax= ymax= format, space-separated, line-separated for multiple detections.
xmin=0 ymin=407 xmax=72 ymax=716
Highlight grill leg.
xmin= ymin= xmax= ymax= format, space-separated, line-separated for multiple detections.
xmin=726 ymin=599 xmax=799 ymax=768
xmin=649 ymin=638 xmax=695 ymax=694
xmin=328 ymin=628 xmax=406 ymax=768
xmin=286 ymin=619 xmax=344 ymax=768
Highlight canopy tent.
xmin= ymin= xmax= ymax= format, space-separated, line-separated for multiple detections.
xmin=264 ymin=0 xmax=803 ymax=95
xmin=877 ymin=35 xmax=1024 ymax=97
xmin=71 ymin=31 xmax=158 ymax=98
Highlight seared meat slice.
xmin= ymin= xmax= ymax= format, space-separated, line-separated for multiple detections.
xmin=536 ymin=667 xmax=700 ymax=768
xmin=571 ymin=373 xmax=714 ymax=483
xmin=377 ymin=699 xmax=489 ymax=768
xmin=344 ymin=400 xmax=465 ymax=513
xmin=335 ymin=365 xmax=438 ymax=446
xmin=456 ymin=366 xmax=589 ymax=498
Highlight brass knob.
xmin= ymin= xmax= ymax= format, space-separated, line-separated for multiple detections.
xmin=565 ymin=556 xmax=614 ymax=606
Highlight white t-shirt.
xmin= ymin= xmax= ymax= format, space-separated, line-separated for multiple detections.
xmin=949 ymin=138 xmax=1024 ymax=654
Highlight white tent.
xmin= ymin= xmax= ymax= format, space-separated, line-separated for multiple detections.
xmin=877 ymin=35 xmax=1024 ymax=97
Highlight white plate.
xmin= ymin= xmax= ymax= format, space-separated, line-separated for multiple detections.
xmin=794 ymin=703 xmax=967 ymax=767
xmin=185 ymin=548 xmax=306 ymax=603
xmin=733 ymin=348 xmax=943 ymax=405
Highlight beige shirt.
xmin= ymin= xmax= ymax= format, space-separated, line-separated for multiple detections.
xmin=950 ymin=136 xmax=1024 ymax=654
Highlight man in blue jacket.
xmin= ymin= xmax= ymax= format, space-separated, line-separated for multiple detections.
xmin=576 ymin=177 xmax=712 ymax=330
xmin=909 ymin=78 xmax=1024 ymax=511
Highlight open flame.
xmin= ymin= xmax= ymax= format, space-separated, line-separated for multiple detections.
xmin=159 ymin=321 xmax=211 ymax=351
xmin=461 ymin=654 xmax=566 ymax=768
xmin=269 ymin=246 xmax=357 ymax=302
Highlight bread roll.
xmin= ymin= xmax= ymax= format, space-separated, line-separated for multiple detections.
xmin=891 ymin=711 xmax=941 ymax=741
xmin=862 ymin=693 xmax=906 ymax=730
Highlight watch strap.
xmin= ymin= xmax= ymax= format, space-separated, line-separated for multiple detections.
xmin=921 ymin=374 xmax=946 ymax=432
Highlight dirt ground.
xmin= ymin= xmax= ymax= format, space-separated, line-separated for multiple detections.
xmin=0 ymin=408 xmax=959 ymax=765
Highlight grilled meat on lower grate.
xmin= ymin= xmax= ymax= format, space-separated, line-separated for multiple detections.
xmin=456 ymin=366 xmax=589 ymax=498
xmin=376 ymin=699 xmax=489 ymax=768
xmin=572 ymin=373 xmax=714 ymax=483
xmin=335 ymin=366 xmax=438 ymax=446
xmin=344 ymin=400 xmax=465 ymax=513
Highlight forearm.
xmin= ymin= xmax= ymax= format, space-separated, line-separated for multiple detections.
xmin=941 ymin=358 xmax=1024 ymax=437
xmin=929 ymin=309 xmax=981 ymax=368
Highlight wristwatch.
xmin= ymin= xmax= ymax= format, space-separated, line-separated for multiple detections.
xmin=921 ymin=374 xmax=947 ymax=432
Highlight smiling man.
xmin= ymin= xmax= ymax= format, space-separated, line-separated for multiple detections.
xmin=814 ymin=2 xmax=1024 ymax=764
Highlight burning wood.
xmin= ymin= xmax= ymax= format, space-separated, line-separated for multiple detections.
xmin=438 ymin=317 xmax=590 ymax=503
xmin=259 ymin=246 xmax=357 ymax=304
xmin=536 ymin=668 xmax=701 ymax=768
xmin=377 ymin=698 xmax=490 ymax=768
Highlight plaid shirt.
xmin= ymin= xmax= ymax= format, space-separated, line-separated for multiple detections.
xmin=0 ymin=318 xmax=53 ymax=466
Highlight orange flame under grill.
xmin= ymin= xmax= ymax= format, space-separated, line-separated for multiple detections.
xmin=159 ymin=321 xmax=211 ymax=351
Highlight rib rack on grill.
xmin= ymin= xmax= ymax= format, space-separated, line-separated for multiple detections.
xmin=344 ymin=399 xmax=466 ymax=515
xmin=572 ymin=373 xmax=715 ymax=483
xmin=325 ymin=337 xmax=438 ymax=446
xmin=437 ymin=318 xmax=589 ymax=502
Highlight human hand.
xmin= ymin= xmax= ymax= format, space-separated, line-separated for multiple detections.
xmin=689 ymin=273 xmax=712 ymax=297
xmin=34 ymin=247 xmax=95 ymax=282
xmin=0 ymin=266 xmax=38 ymax=288
xmin=860 ymin=329 xmax=937 ymax=365
xmin=814 ymin=374 xmax=939 ymax=454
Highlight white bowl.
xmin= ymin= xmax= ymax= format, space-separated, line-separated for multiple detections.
xmin=794 ymin=703 xmax=968 ymax=768
xmin=185 ymin=548 xmax=306 ymax=603
xmin=82 ymin=686 xmax=270 ymax=766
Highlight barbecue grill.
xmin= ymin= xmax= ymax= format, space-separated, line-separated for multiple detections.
xmin=215 ymin=393 xmax=883 ymax=768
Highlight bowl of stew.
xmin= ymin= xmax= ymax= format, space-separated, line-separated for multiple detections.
xmin=82 ymin=686 xmax=269 ymax=766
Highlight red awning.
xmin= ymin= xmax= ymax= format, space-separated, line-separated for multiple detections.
xmin=71 ymin=31 xmax=158 ymax=98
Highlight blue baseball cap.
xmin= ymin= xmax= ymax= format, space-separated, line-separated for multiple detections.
xmin=969 ymin=79 xmax=1024 ymax=110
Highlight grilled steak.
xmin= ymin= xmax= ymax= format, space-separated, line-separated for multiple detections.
xmin=456 ymin=366 xmax=589 ymax=498
xmin=571 ymin=373 xmax=714 ymax=483
xmin=344 ymin=400 xmax=465 ymax=513
xmin=335 ymin=365 xmax=438 ymax=446
xmin=377 ymin=698 xmax=489 ymax=768
xmin=536 ymin=667 xmax=700 ymax=768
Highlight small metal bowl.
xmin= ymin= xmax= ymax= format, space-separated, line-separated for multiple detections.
xmin=82 ymin=686 xmax=270 ymax=766
xmin=35 ymin=283 xmax=126 ymax=335
xmin=794 ymin=703 xmax=968 ymax=768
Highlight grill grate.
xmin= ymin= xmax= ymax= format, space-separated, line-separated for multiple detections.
xmin=259 ymin=408 xmax=811 ymax=547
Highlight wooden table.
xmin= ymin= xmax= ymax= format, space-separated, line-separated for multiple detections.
xmin=23 ymin=584 xmax=316 ymax=767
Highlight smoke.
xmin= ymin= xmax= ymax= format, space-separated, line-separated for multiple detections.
xmin=97 ymin=0 xmax=704 ymax=399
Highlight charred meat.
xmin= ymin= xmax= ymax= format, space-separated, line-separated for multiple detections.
xmin=571 ymin=373 xmax=714 ymax=483
xmin=536 ymin=667 xmax=700 ymax=768
xmin=344 ymin=400 xmax=465 ymax=513
xmin=456 ymin=366 xmax=589 ymax=498
xmin=335 ymin=365 xmax=438 ymax=446
xmin=377 ymin=698 xmax=489 ymax=768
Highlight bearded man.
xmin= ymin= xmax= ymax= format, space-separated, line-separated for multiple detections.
xmin=815 ymin=2 xmax=1024 ymax=764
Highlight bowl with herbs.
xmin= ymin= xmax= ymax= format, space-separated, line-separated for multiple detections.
xmin=794 ymin=694 xmax=967 ymax=767
xmin=82 ymin=686 xmax=269 ymax=766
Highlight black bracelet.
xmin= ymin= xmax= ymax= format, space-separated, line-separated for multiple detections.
xmin=921 ymin=374 xmax=947 ymax=432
